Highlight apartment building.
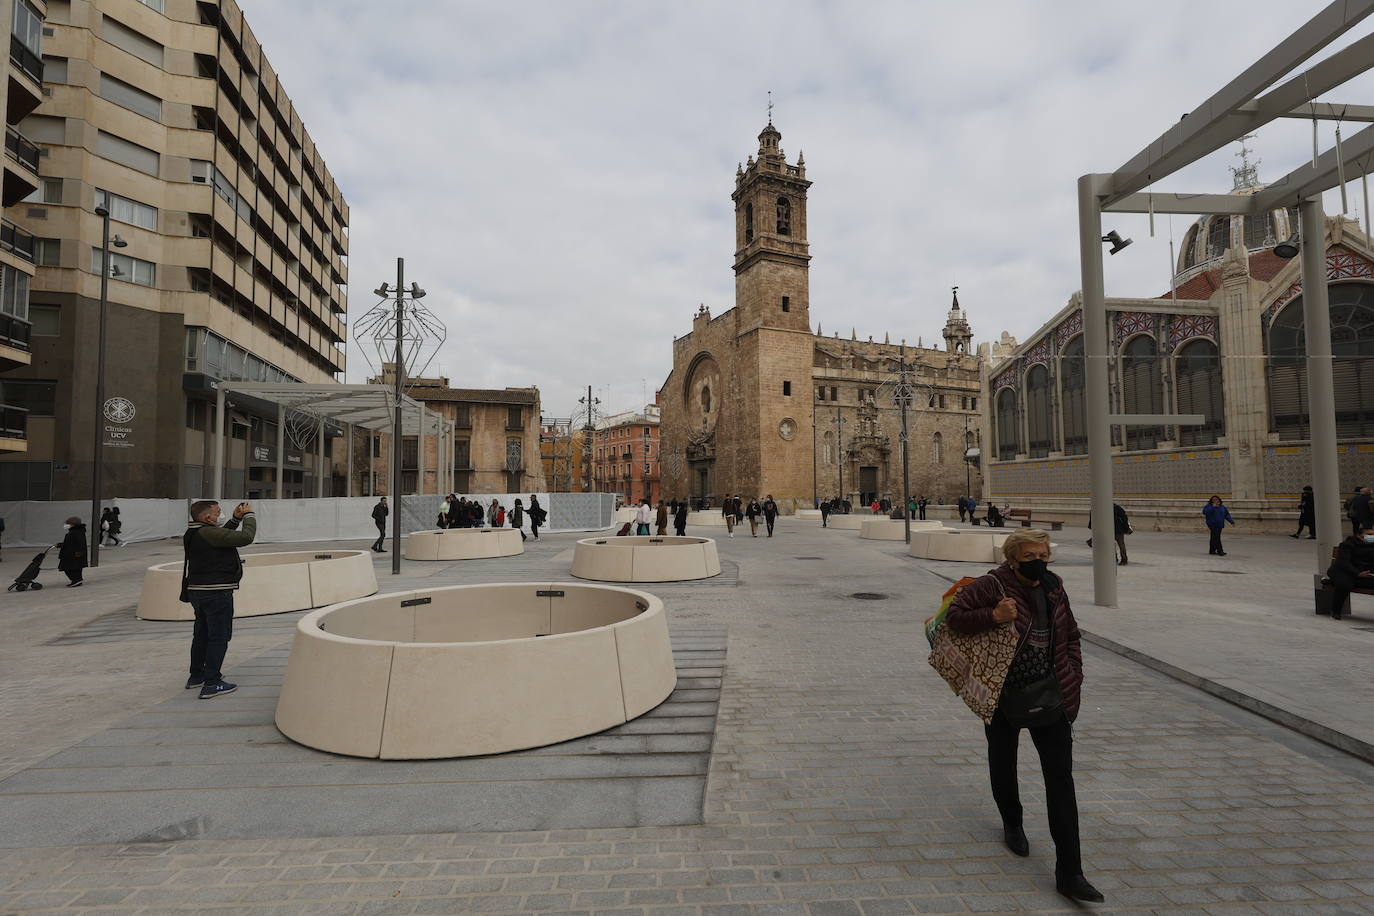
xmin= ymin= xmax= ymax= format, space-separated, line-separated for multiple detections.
xmin=0 ymin=0 xmax=45 ymax=456
xmin=589 ymin=405 xmax=660 ymax=507
xmin=0 ymin=0 xmax=348 ymax=500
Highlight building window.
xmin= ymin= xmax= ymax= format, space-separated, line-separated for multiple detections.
xmin=1179 ymin=224 xmax=1201 ymax=270
xmin=91 ymin=248 xmax=155 ymax=286
xmin=744 ymin=202 xmax=753 ymax=243
xmin=28 ymin=302 xmax=58 ymax=335
xmin=829 ymin=386 xmax=837 ymax=401
xmin=0 ymin=378 xmax=55 ymax=415
xmin=455 ymin=405 xmax=471 ymax=428
xmin=700 ymin=386 xmax=711 ymax=413
xmin=781 ymin=295 xmax=790 ymax=312
xmin=95 ymin=189 xmax=158 ymax=230
xmin=938 ymin=393 xmax=946 ymax=409
xmin=1205 ymin=216 xmax=1231 ymax=261
xmin=932 ymin=431 xmax=944 ymax=464
xmin=11 ymin=0 xmax=42 ymax=67
xmin=783 ymin=381 xmax=791 ymax=396
xmin=454 ymin=438 xmax=470 ymax=468
xmin=816 ymin=386 xmax=825 ymax=402
xmin=1025 ymin=365 xmax=1052 ymax=459
xmin=401 ymin=437 xmax=418 ymax=469
xmin=136 ymin=0 xmax=166 ymax=12
xmin=1243 ymin=211 xmax=1275 ymax=249
xmin=0 ymin=264 xmax=30 ymax=322
xmin=995 ymin=388 xmax=1019 ymax=460
xmin=99 ymin=73 xmax=162 ymax=121
xmin=1121 ymin=335 xmax=1164 ymax=450
xmin=1268 ymin=283 xmax=1374 ymax=439
xmin=185 ymin=399 xmax=205 ymax=430
xmin=34 ymin=238 xmax=59 ymax=266
xmin=505 ymin=438 xmax=522 ymax=470
xmin=1176 ymin=339 xmax=1224 ymax=446
xmin=506 ymin=406 xmax=523 ymax=430
xmin=1060 ymin=336 xmax=1087 ymax=456
xmin=776 ymin=196 xmax=790 ymax=235
xmin=39 ymin=178 xmax=61 ymax=204
xmin=371 ymin=436 xmax=382 ymax=458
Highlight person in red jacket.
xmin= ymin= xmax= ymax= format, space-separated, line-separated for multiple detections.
xmin=944 ymin=528 xmax=1102 ymax=904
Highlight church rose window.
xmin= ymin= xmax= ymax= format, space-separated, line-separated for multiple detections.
xmin=1268 ymin=282 xmax=1374 ymax=440
xmin=1059 ymin=336 xmax=1087 ymax=456
xmin=995 ymin=388 xmax=1019 ymax=460
xmin=1121 ymin=335 xmax=1164 ymax=450
xmin=776 ymin=196 xmax=790 ymax=236
xmin=1176 ymin=339 xmax=1224 ymax=446
xmin=1026 ymin=365 xmax=1052 ymax=458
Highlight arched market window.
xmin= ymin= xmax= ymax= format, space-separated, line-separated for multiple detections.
xmin=1121 ymin=335 xmax=1164 ymax=450
xmin=1060 ymin=336 xmax=1087 ymax=455
xmin=995 ymin=388 xmax=1019 ymax=460
xmin=1175 ymin=339 xmax=1224 ymax=446
xmin=1268 ymin=282 xmax=1374 ymax=439
xmin=1026 ymin=364 xmax=1052 ymax=458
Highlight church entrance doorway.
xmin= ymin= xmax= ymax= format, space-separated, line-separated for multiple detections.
xmin=691 ymin=463 xmax=713 ymax=509
xmin=859 ymin=466 xmax=879 ymax=506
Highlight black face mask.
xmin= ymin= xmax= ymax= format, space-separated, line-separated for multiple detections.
xmin=1017 ymin=559 xmax=1049 ymax=581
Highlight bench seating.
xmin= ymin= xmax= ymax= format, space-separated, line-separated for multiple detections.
xmin=1006 ymin=508 xmax=1065 ymax=532
xmin=1315 ymin=546 xmax=1374 ymax=616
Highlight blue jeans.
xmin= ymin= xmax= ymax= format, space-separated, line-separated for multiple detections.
xmin=189 ymin=591 xmax=235 ymax=684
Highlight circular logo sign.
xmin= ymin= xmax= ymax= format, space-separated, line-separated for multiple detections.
xmin=103 ymin=397 xmax=136 ymax=423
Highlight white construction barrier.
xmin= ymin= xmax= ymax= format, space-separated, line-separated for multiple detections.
xmin=275 ymin=582 xmax=676 ymax=759
xmin=136 ymin=549 xmax=378 ymax=621
xmin=571 ymin=536 xmax=721 ymax=582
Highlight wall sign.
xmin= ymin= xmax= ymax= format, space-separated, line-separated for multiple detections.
xmin=102 ymin=396 xmax=135 ymax=448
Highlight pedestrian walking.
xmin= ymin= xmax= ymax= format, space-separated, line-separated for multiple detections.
xmin=958 ymin=496 xmax=968 ymax=523
xmin=870 ymin=498 xmax=881 ymax=515
xmin=763 ymin=495 xmax=778 ymax=536
xmin=966 ymin=497 xmax=978 ymax=525
xmin=180 ymin=500 xmax=256 ymax=699
xmin=57 ymin=516 xmax=87 ymax=587
xmin=918 ymin=496 xmax=929 ymax=521
xmin=528 ymin=495 xmax=546 ymax=539
xmin=488 ymin=499 xmax=501 ymax=528
xmin=1325 ymin=525 xmax=1374 ymax=620
xmin=820 ymin=499 xmax=830 ymax=527
xmin=944 ymin=528 xmax=1102 ymax=903
xmin=722 ymin=494 xmax=736 ymax=538
xmin=1202 ymin=495 xmax=1236 ymax=556
xmin=655 ymin=500 xmax=669 ymax=535
xmin=106 ymin=507 xmax=124 ymax=546
xmin=370 ymin=497 xmax=388 ymax=552
xmin=1292 ymin=485 xmax=1316 ymax=539
xmin=510 ymin=499 xmax=528 ymax=542
xmin=1086 ymin=503 xmax=1132 ymax=565
xmin=673 ymin=499 xmax=688 ymax=536
xmin=746 ymin=498 xmax=761 ymax=536
xmin=634 ymin=499 xmax=653 ymax=536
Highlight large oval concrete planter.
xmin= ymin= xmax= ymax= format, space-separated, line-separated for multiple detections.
xmin=571 ymin=536 xmax=721 ymax=582
xmin=275 ymin=583 xmax=676 ymax=760
xmin=403 ymin=527 xmax=525 ymax=561
xmin=794 ymin=509 xmax=823 ymax=521
xmin=136 ymin=550 xmax=378 ymax=621
xmin=826 ymin=514 xmax=868 ymax=530
xmin=859 ymin=519 xmax=948 ymax=540
xmin=908 ymin=530 xmax=1012 ymax=563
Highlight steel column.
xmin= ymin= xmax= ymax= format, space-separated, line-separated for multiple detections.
xmin=213 ymin=384 xmax=226 ymax=501
xmin=1079 ymin=174 xmax=1117 ymax=608
xmin=275 ymin=403 xmax=285 ymax=499
xmin=1299 ymin=197 xmax=1344 ymax=570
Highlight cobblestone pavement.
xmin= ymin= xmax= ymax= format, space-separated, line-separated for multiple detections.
xmin=2 ymin=523 xmax=1374 ymax=913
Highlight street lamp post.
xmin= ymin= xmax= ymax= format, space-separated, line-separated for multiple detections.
xmin=964 ymin=413 xmax=973 ymax=501
xmin=892 ymin=345 xmax=914 ymax=544
xmin=811 ymin=395 xmax=818 ymax=509
xmin=88 ymin=205 xmax=126 ymax=568
xmin=833 ymin=403 xmax=846 ymax=506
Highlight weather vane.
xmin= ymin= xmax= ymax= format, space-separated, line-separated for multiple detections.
xmin=767 ymin=90 xmax=773 ymax=124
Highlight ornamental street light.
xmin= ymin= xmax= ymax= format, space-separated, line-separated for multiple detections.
xmin=89 ymin=205 xmax=127 ymax=568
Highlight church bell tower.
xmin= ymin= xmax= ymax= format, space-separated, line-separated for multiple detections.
xmin=732 ymin=118 xmax=811 ymax=332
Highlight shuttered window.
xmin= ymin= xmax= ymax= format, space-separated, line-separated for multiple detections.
xmin=1060 ymin=336 xmax=1087 ymax=455
xmin=1026 ymin=365 xmax=1052 ymax=458
xmin=995 ymin=388 xmax=1019 ymax=460
xmin=1268 ymin=283 xmax=1374 ymax=439
xmin=1176 ymin=339 xmax=1224 ymax=446
xmin=1121 ymin=336 xmax=1164 ymax=451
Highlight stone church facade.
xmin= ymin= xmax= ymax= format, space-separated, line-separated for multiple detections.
xmin=658 ymin=121 xmax=984 ymax=511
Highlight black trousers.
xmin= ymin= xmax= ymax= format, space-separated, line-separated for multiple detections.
xmin=765 ymin=516 xmax=775 ymax=536
xmin=1115 ymin=531 xmax=1128 ymax=563
xmin=1296 ymin=514 xmax=1315 ymax=536
xmin=984 ymin=709 xmax=1081 ymax=880
xmin=1208 ymin=528 xmax=1224 ymax=554
xmin=63 ymin=569 xmax=83 ymax=584
xmin=189 ymin=590 xmax=234 ymax=684
xmin=372 ymin=524 xmax=386 ymax=550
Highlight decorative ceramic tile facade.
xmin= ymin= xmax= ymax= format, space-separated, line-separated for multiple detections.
xmin=1055 ymin=311 xmax=1082 ymax=349
xmin=1113 ymin=311 xmax=1156 ymax=347
xmin=1024 ymin=339 xmax=1051 ymax=368
xmin=989 ymin=449 xmax=1232 ymax=497
xmin=992 ymin=364 xmax=1019 ymax=393
xmin=1262 ymin=246 xmax=1374 ymax=326
xmin=1167 ymin=314 xmax=1218 ymax=347
xmin=1263 ymin=444 xmax=1374 ymax=499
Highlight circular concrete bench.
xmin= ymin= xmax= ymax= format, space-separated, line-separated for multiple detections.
xmin=571 ymin=536 xmax=721 ymax=582
xmin=614 ymin=507 xmax=638 ymax=524
xmin=826 ymin=514 xmax=868 ymax=530
xmin=404 ymin=527 xmax=524 ymax=561
xmin=859 ymin=519 xmax=948 ymax=540
xmin=275 ymin=583 xmax=676 ymax=760
xmin=136 ymin=550 xmax=378 ymax=621
xmin=794 ymin=509 xmax=823 ymax=521
xmin=685 ymin=511 xmax=729 ymax=527
xmin=908 ymin=530 xmax=1013 ymax=563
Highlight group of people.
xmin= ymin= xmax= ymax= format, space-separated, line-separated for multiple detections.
xmin=369 ymin=494 xmax=547 ymax=551
xmin=714 ymin=494 xmax=779 ymax=538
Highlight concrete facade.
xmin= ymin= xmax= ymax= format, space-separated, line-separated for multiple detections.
xmin=0 ymin=0 xmax=348 ymax=500
xmin=984 ymin=183 xmax=1374 ymax=533
xmin=658 ymin=121 xmax=984 ymax=512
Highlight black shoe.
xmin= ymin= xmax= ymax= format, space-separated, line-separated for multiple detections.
xmin=1002 ymin=824 xmax=1029 ymax=857
xmin=1056 ymin=874 xmax=1104 ymax=903
xmin=1308 ymin=536 xmax=1317 ymax=539
xmin=66 ymin=580 xmax=83 ymax=587
xmin=1290 ymin=533 xmax=1300 ymax=539
xmin=1217 ymin=551 xmax=1227 ymax=556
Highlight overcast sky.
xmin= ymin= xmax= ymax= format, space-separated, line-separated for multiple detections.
xmin=241 ymin=1 xmax=1374 ymax=420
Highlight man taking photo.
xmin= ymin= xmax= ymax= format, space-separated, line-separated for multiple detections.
xmin=180 ymin=500 xmax=257 ymax=699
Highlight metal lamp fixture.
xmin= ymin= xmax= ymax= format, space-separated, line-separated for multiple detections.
xmin=1274 ymin=229 xmax=1301 ymax=259
xmin=1101 ymin=230 xmax=1133 ymax=255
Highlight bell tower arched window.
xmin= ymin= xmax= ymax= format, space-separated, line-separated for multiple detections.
xmin=744 ymin=202 xmax=754 ymax=244
xmin=932 ymin=432 xmax=943 ymax=464
xmin=1206 ymin=216 xmax=1232 ymax=260
xmin=776 ymin=196 xmax=790 ymax=236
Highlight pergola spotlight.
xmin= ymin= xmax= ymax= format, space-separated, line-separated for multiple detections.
xmin=374 ymin=283 xmax=391 ymax=297
xmin=409 ymin=283 xmax=426 ymax=299
xmin=1274 ymin=231 xmax=1300 ymax=259
xmin=1101 ymin=230 xmax=1133 ymax=255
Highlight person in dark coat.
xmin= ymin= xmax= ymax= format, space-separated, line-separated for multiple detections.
xmin=57 ymin=516 xmax=87 ymax=586
xmin=1325 ymin=525 xmax=1374 ymax=620
xmin=371 ymin=497 xmax=388 ymax=552
xmin=1086 ymin=504 xmax=1132 ymax=565
xmin=510 ymin=499 xmax=528 ymax=542
xmin=1352 ymin=487 xmax=1374 ymax=538
xmin=986 ymin=503 xmax=1003 ymax=528
xmin=1292 ymin=485 xmax=1316 ymax=539
xmin=763 ymin=495 xmax=779 ymax=537
xmin=944 ymin=528 xmax=1101 ymax=904
xmin=957 ymin=496 xmax=968 ymax=523
xmin=918 ymin=497 xmax=929 ymax=521
xmin=528 ymin=495 xmax=546 ymax=539
xmin=820 ymin=499 xmax=831 ymax=527
xmin=655 ymin=500 xmax=669 ymax=535
xmin=1202 ymin=495 xmax=1235 ymax=556
xmin=673 ymin=499 xmax=688 ymax=536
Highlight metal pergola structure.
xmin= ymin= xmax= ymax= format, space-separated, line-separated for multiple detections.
xmin=210 ymin=382 xmax=453 ymax=504
xmin=1079 ymin=1 xmax=1374 ymax=606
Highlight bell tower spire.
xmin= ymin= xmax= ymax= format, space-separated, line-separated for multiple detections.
xmin=942 ymin=286 xmax=973 ymax=354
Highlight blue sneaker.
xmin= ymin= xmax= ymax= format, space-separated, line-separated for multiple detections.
xmin=198 ymin=681 xmax=237 ymax=700
xmin=185 ymin=677 xmax=204 ymax=690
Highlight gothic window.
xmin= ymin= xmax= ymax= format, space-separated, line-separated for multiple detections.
xmin=822 ymin=431 xmax=834 ymax=464
xmin=1175 ymin=339 xmax=1224 ymax=446
xmin=1060 ymin=336 xmax=1087 ymax=456
xmin=1121 ymin=335 xmax=1164 ymax=450
xmin=1026 ymin=365 xmax=1052 ymax=458
xmin=1206 ymin=216 xmax=1232 ymax=261
xmin=1268 ymin=282 xmax=1374 ymax=439
xmin=776 ymin=196 xmax=791 ymax=236
xmin=700 ymin=385 xmax=711 ymax=413
xmin=995 ymin=388 xmax=1019 ymax=460
xmin=781 ymin=295 xmax=790 ymax=312
xmin=744 ymin=203 xmax=753 ymax=243
xmin=932 ymin=432 xmax=944 ymax=464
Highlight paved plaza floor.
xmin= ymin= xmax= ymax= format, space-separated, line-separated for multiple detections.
xmin=1 ymin=519 xmax=1373 ymax=914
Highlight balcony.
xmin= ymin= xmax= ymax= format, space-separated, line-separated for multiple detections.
xmin=0 ymin=311 xmax=31 ymax=352
xmin=9 ymin=36 xmax=41 ymax=84
xmin=0 ymin=403 xmax=27 ymax=450
xmin=5 ymin=128 xmax=38 ymax=173
xmin=0 ymin=218 xmax=35 ymax=261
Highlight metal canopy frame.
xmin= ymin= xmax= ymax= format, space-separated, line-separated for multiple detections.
xmin=1079 ymin=1 xmax=1374 ymax=607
